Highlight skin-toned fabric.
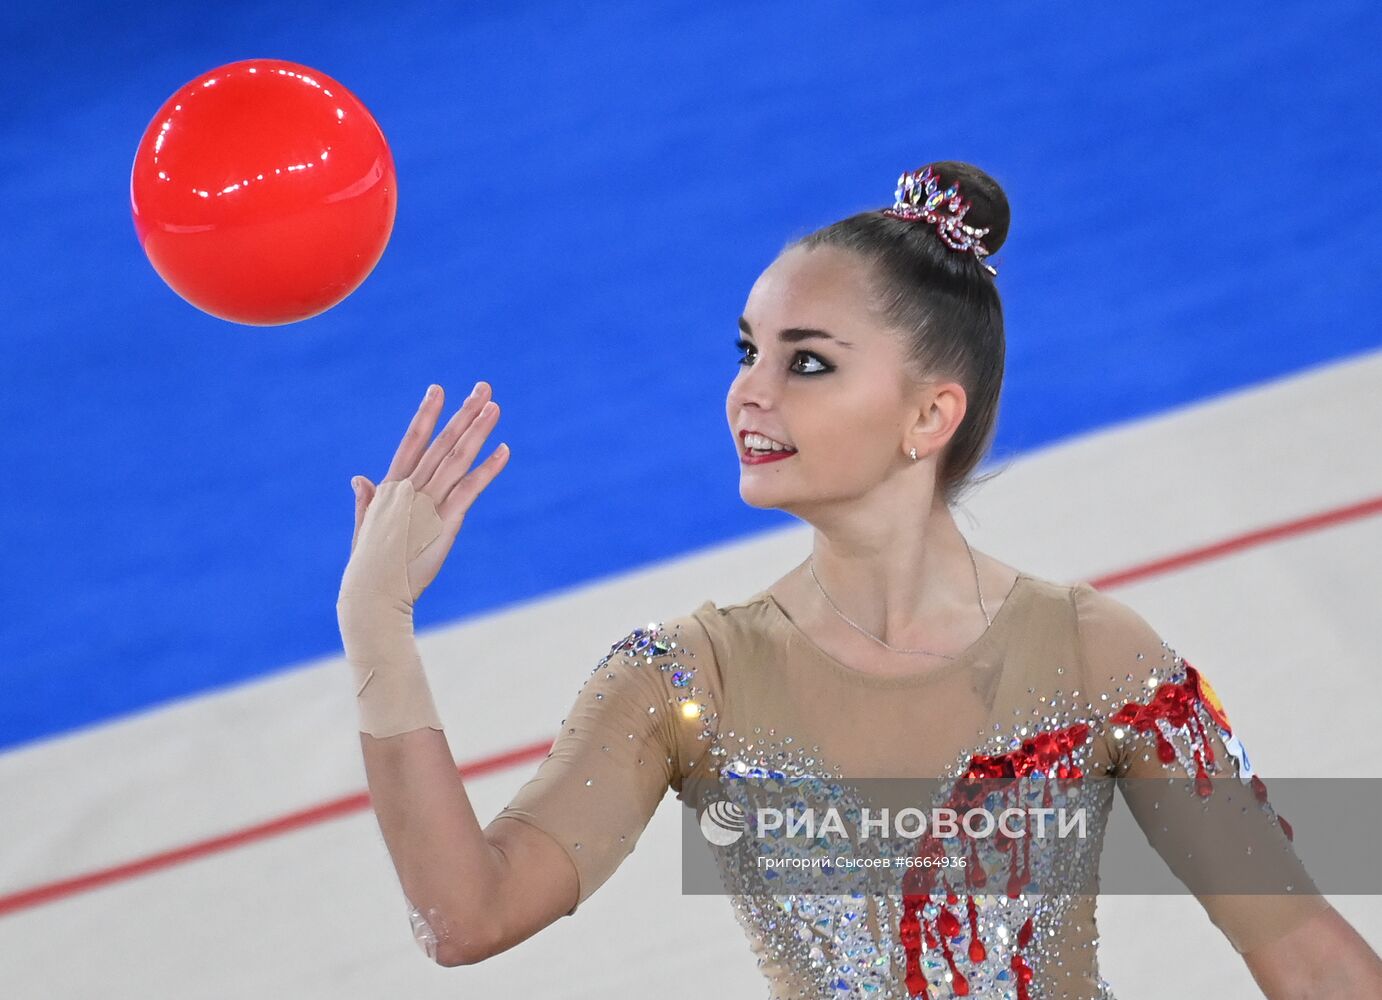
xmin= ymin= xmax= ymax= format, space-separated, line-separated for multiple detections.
xmin=337 ymin=479 xmax=446 ymax=737
xmin=495 ymin=573 xmax=1330 ymax=998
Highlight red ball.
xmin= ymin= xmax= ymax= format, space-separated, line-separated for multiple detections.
xmin=131 ymin=59 xmax=397 ymax=326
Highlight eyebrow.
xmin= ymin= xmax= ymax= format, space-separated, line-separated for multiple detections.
xmin=738 ymin=316 xmax=854 ymax=348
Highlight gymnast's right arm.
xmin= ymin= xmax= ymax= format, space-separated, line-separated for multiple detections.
xmin=336 ymin=381 xmax=580 ymax=967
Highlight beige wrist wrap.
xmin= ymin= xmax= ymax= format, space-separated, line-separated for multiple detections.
xmin=336 ymin=479 xmax=446 ymax=737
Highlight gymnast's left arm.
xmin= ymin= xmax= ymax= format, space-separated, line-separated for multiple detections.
xmin=1240 ymin=903 xmax=1382 ymax=999
xmin=1071 ymin=582 xmax=1382 ymax=997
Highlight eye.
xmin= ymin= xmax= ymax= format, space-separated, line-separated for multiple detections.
xmin=734 ymin=337 xmax=832 ymax=376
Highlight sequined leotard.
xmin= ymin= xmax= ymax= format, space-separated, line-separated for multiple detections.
xmin=494 ymin=573 xmax=1328 ymax=999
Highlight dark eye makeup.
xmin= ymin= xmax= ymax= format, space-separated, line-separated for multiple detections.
xmin=734 ymin=336 xmax=833 ymax=376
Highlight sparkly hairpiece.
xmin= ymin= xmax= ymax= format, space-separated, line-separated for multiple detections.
xmin=880 ymin=165 xmax=998 ymax=276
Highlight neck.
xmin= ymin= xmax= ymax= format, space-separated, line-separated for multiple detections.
xmin=802 ymin=502 xmax=984 ymax=647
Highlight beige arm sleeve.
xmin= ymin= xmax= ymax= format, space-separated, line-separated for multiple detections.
xmin=1073 ymin=582 xmax=1331 ymax=955
xmin=335 ymin=479 xmax=446 ymax=737
xmin=494 ymin=612 xmax=718 ymax=914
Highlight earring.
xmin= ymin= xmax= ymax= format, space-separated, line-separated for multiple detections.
xmin=909 ymin=448 xmax=918 ymax=461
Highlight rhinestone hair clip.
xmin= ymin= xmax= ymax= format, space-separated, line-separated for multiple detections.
xmin=881 ymin=165 xmax=998 ymax=276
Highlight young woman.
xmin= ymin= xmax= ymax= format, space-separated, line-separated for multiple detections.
xmin=336 ymin=162 xmax=1381 ymax=998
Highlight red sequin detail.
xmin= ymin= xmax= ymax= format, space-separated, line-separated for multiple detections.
xmin=1110 ymin=662 xmax=1217 ymax=797
xmin=896 ymin=661 xmax=1292 ymax=995
xmin=899 ymin=722 xmax=1090 ymax=996
xmin=1112 ymin=666 xmax=1304 ymax=844
xmin=966 ymin=896 xmax=986 ymax=963
xmin=1248 ymin=774 xmax=1295 ymax=840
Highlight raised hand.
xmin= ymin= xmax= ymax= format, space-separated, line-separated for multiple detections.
xmin=347 ymin=381 xmax=511 ymax=604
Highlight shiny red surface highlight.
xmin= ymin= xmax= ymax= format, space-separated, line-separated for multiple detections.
xmin=130 ymin=59 xmax=397 ymax=325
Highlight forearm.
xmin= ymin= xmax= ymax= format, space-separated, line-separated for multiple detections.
xmin=339 ymin=589 xmax=503 ymax=967
xmin=360 ymin=721 xmax=505 ymax=967
xmin=1258 ymin=951 xmax=1382 ymax=1000
xmin=1246 ymin=904 xmax=1382 ymax=999
xmin=337 ymin=468 xmax=514 ymax=965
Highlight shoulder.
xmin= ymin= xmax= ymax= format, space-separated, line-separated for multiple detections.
xmin=997 ymin=572 xmax=1165 ymax=645
xmin=981 ymin=569 xmax=1093 ymax=629
xmin=581 ymin=606 xmax=725 ymax=744
xmin=597 ymin=597 xmax=773 ymax=685
xmin=681 ymin=592 xmax=784 ymax=663
xmin=1003 ymin=574 xmax=1177 ymax=692
xmin=689 ymin=592 xmax=775 ymax=618
xmin=1009 ymin=570 xmax=1085 ymax=610
xmin=1064 ymin=583 xmax=1186 ymax=721
xmin=1067 ymin=580 xmax=1166 ymax=649
xmin=596 ymin=603 xmax=721 ymax=675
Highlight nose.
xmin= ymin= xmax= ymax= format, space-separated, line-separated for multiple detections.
xmin=727 ymin=355 xmax=779 ymax=413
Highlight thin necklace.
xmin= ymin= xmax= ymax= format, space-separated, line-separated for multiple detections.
xmin=807 ymin=535 xmax=990 ymax=658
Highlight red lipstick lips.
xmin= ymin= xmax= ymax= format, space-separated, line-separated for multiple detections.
xmin=739 ymin=430 xmax=798 ymax=464
xmin=741 ymin=448 xmax=796 ymax=464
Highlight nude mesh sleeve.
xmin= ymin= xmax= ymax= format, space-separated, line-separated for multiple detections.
xmin=336 ymin=479 xmax=446 ymax=737
xmin=492 ymin=611 xmax=719 ymax=915
xmin=1072 ymin=582 xmax=1331 ymax=955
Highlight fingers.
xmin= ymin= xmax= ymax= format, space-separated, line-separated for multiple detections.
xmin=421 ymin=395 xmax=502 ymax=504
xmin=382 ymin=384 xmax=445 ymax=484
xmin=410 ymin=382 xmax=493 ymax=491
xmin=437 ymin=440 xmax=511 ymax=524
xmin=350 ymin=476 xmax=376 ymax=554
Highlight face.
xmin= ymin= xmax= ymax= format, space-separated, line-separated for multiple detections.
xmin=726 ymin=244 xmax=965 ymax=517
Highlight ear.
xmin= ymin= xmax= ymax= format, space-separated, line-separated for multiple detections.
xmin=906 ymin=379 xmax=968 ymax=460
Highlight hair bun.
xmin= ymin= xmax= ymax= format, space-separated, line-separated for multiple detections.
xmin=925 ymin=160 xmax=1010 ymax=256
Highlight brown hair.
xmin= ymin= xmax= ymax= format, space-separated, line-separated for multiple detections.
xmin=786 ymin=161 xmax=1011 ymax=508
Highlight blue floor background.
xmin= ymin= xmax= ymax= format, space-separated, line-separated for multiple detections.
xmin=1 ymin=1 xmax=1378 ymax=752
